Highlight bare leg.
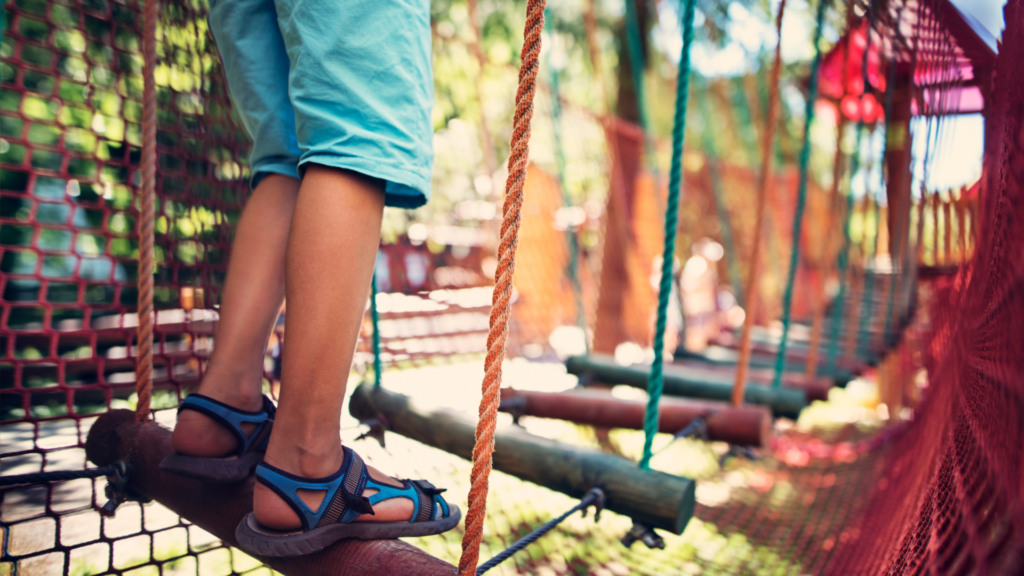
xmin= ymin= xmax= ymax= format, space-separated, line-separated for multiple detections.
xmin=253 ymin=165 xmax=411 ymax=529
xmin=172 ymin=174 xmax=299 ymax=457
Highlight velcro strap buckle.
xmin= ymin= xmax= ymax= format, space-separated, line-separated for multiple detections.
xmin=344 ymin=489 xmax=376 ymax=515
xmin=410 ymin=479 xmax=446 ymax=496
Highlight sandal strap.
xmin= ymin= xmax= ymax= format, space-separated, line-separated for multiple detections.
xmin=254 ymin=448 xmax=452 ymax=531
xmin=255 ymin=447 xmax=373 ymax=531
xmin=178 ymin=394 xmax=275 ymax=457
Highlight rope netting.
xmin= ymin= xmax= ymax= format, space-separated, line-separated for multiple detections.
xmin=3 ymin=0 xmax=1022 ymax=574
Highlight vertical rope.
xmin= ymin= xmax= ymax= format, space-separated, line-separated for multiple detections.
xmin=458 ymin=1 xmax=546 ymax=572
xmin=827 ymin=126 xmax=865 ymax=371
xmin=697 ymin=82 xmax=745 ymax=307
xmin=731 ymin=0 xmax=786 ymax=405
xmin=770 ymin=0 xmax=831 ymax=390
xmin=638 ymin=0 xmax=697 ymax=471
xmin=731 ymin=74 xmax=785 ymax=298
xmin=859 ymin=68 xmax=896 ymax=359
xmin=806 ymin=115 xmax=846 ymax=378
xmin=370 ymin=271 xmax=383 ymax=388
xmin=623 ymin=0 xmax=659 ymax=182
xmin=135 ymin=0 xmax=157 ymax=422
xmin=856 ymin=178 xmax=882 ymax=357
xmin=545 ymin=15 xmax=589 ymax=354
xmin=582 ymin=0 xmax=611 ymax=115
xmin=931 ymin=189 xmax=939 ymax=264
xmin=876 ymin=33 xmax=903 ymax=351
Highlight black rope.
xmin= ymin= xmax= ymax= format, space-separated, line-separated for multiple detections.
xmin=476 ymin=488 xmax=605 ymax=575
xmin=0 ymin=465 xmax=121 ymax=487
xmin=652 ymin=416 xmax=708 ymax=456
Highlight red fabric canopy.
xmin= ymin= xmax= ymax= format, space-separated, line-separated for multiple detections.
xmin=817 ymin=0 xmax=997 ymax=122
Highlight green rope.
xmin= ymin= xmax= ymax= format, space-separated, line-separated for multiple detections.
xmin=370 ymin=270 xmax=383 ymax=388
xmin=696 ymin=80 xmax=745 ymax=307
xmin=730 ymin=77 xmax=760 ymax=171
xmin=827 ymin=10 xmax=877 ymax=371
xmin=826 ymin=124 xmax=864 ymax=371
xmin=857 ymin=169 xmax=882 ymax=358
xmin=771 ymin=0 xmax=831 ymax=390
xmin=545 ymin=9 xmax=589 ymax=354
xmin=858 ymin=69 xmax=900 ymax=359
xmin=639 ymin=0 xmax=697 ymax=471
xmin=623 ymin=0 xmax=659 ymax=177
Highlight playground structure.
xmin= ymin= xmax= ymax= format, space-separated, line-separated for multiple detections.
xmin=2 ymin=0 xmax=1023 ymax=575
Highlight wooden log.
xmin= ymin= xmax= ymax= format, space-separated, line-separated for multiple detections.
xmin=499 ymin=388 xmax=772 ymax=447
xmin=676 ymin=344 xmax=862 ymax=384
xmin=566 ymin=354 xmax=807 ymax=418
xmin=348 ymin=383 xmax=695 ymax=535
xmin=84 ymin=410 xmax=455 ymax=576
xmin=664 ymin=359 xmax=832 ymax=401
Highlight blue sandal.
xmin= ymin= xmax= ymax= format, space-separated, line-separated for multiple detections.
xmin=235 ymin=446 xmax=461 ymax=557
xmin=159 ymin=393 xmax=276 ymax=483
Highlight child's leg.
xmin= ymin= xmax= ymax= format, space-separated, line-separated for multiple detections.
xmin=171 ymin=0 xmax=304 ymax=459
xmin=171 ymin=174 xmax=298 ymax=457
xmin=252 ymin=165 xmax=414 ymax=529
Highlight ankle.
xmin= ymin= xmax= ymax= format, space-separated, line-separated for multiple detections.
xmin=264 ymin=441 xmax=343 ymax=478
xmin=195 ymin=367 xmax=266 ymax=411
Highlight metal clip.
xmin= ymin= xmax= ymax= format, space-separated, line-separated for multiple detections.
xmin=355 ymin=414 xmax=389 ymax=448
xmin=579 ymin=487 xmax=606 ymax=522
xmin=100 ymin=461 xmax=133 ymax=517
xmin=673 ymin=416 xmax=708 ymax=443
xmin=719 ymin=445 xmax=758 ymax=467
xmin=620 ymin=521 xmax=665 ymax=550
xmin=575 ymin=372 xmax=597 ymax=389
xmin=497 ymin=396 xmax=528 ymax=427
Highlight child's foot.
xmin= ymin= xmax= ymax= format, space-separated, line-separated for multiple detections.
xmin=170 ymin=387 xmax=265 ymax=457
xmin=162 ymin=382 xmax=274 ymax=483
xmin=238 ymin=444 xmax=460 ymax=557
xmin=253 ymin=443 xmax=414 ymax=529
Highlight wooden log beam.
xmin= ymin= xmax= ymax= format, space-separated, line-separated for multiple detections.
xmin=348 ymin=383 xmax=695 ymax=535
xmin=499 ymin=388 xmax=772 ymax=447
xmin=566 ymin=354 xmax=807 ymax=418
xmin=662 ymin=359 xmax=832 ymax=401
xmin=676 ymin=344 xmax=861 ymax=384
xmin=84 ymin=409 xmax=455 ymax=576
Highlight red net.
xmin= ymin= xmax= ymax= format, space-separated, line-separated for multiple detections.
xmin=0 ymin=0 xmax=262 ymax=571
xmin=822 ymin=2 xmax=1024 ymax=571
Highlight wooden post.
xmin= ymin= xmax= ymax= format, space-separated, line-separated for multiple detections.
xmin=84 ymin=410 xmax=455 ymax=575
xmin=348 ymin=383 xmax=696 ymax=535
xmin=932 ymin=190 xmax=940 ymax=266
xmin=566 ymin=354 xmax=808 ymax=418
xmin=955 ymin=194 xmax=967 ymax=264
xmin=499 ymin=388 xmax=772 ymax=447
xmin=943 ymin=194 xmax=953 ymax=265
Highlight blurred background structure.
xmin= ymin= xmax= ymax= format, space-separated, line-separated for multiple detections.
xmin=2 ymin=0 xmax=1021 ymax=574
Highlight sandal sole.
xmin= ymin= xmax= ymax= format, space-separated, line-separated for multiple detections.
xmin=159 ymin=451 xmax=263 ymax=484
xmin=234 ymin=505 xmax=462 ymax=557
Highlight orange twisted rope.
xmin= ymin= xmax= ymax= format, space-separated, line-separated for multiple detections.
xmin=458 ymin=0 xmax=546 ymax=573
xmin=135 ymin=0 xmax=157 ymax=422
xmin=732 ymin=0 xmax=786 ymax=405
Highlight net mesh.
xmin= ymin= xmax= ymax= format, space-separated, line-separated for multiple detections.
xmin=3 ymin=0 xmax=1022 ymax=574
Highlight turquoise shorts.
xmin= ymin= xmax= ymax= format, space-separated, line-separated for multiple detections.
xmin=209 ymin=0 xmax=433 ymax=208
